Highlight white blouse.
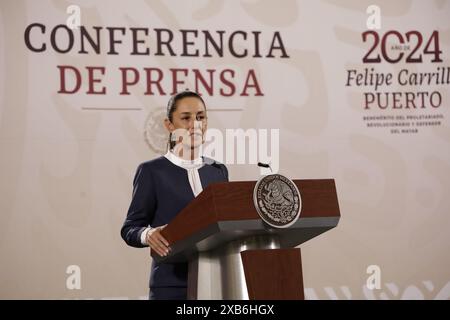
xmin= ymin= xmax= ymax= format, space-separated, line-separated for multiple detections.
xmin=164 ymin=150 xmax=204 ymax=197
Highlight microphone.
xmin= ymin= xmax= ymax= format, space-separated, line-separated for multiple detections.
xmin=257 ymin=162 xmax=272 ymax=173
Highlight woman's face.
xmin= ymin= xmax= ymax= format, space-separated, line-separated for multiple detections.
xmin=165 ymin=96 xmax=207 ymax=149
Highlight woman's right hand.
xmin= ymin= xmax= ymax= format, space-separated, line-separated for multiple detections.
xmin=146 ymin=225 xmax=170 ymax=257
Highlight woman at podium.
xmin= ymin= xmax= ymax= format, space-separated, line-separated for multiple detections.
xmin=121 ymin=90 xmax=229 ymax=300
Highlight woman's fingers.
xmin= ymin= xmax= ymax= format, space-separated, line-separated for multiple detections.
xmin=147 ymin=236 xmax=165 ymax=255
xmin=148 ymin=236 xmax=168 ymax=256
xmin=147 ymin=226 xmax=170 ymax=257
xmin=155 ymin=229 xmax=170 ymax=247
xmin=155 ymin=225 xmax=170 ymax=247
xmin=147 ymin=232 xmax=164 ymax=256
xmin=148 ymin=238 xmax=167 ymax=257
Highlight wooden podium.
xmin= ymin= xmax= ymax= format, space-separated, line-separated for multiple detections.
xmin=152 ymin=179 xmax=340 ymax=300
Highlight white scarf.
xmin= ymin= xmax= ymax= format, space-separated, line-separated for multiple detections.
xmin=164 ymin=150 xmax=204 ymax=197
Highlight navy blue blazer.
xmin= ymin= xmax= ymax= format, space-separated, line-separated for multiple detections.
xmin=121 ymin=155 xmax=228 ymax=288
